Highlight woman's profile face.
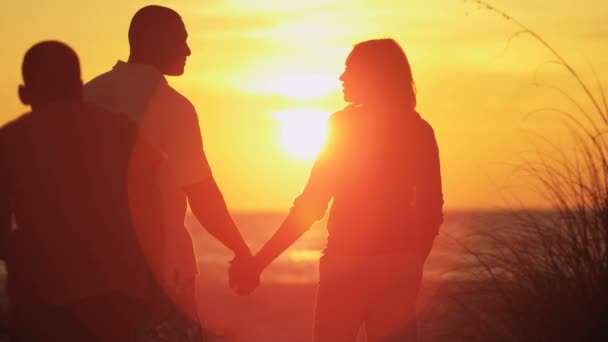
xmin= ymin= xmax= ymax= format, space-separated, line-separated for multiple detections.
xmin=339 ymin=53 xmax=360 ymax=104
xmin=339 ymin=51 xmax=378 ymax=105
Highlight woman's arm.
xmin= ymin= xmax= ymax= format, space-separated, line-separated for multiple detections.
xmin=230 ymin=116 xmax=339 ymax=294
xmin=413 ymin=122 xmax=444 ymax=261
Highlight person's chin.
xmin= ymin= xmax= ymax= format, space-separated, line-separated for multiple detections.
xmin=164 ymin=62 xmax=186 ymax=76
xmin=342 ymin=89 xmax=347 ymax=99
xmin=343 ymin=91 xmax=353 ymax=103
xmin=165 ymin=68 xmax=185 ymax=76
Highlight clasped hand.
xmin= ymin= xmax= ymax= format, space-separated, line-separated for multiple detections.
xmin=229 ymin=254 xmax=262 ymax=296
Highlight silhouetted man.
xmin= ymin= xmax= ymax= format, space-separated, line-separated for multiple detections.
xmin=85 ymin=4 xmax=252 ymax=323
xmin=0 ymin=41 xmax=170 ymax=341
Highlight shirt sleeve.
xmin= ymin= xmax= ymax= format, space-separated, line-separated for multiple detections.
xmin=165 ymin=101 xmax=213 ymax=187
xmin=286 ymin=115 xmax=339 ymax=230
xmin=413 ymin=123 xmax=444 ymax=235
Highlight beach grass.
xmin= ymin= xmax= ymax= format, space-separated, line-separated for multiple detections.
xmin=425 ymin=2 xmax=608 ymax=341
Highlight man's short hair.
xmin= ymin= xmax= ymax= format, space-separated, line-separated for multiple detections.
xmin=22 ymin=41 xmax=82 ymax=91
xmin=128 ymin=5 xmax=181 ymax=52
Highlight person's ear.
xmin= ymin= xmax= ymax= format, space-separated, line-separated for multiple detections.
xmin=18 ymin=85 xmax=31 ymax=105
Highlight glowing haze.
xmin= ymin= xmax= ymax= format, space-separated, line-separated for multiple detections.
xmin=1 ymin=0 xmax=606 ymax=211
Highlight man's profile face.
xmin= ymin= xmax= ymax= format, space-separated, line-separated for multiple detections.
xmin=157 ymin=18 xmax=191 ymax=76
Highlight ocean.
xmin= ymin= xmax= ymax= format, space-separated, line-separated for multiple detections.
xmin=192 ymin=210 xmax=479 ymax=286
xmin=192 ymin=210 xmax=481 ymax=341
xmin=0 ymin=210 xmax=493 ymax=341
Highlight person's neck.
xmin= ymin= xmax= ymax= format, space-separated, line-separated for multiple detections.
xmin=127 ymin=55 xmax=162 ymax=73
xmin=31 ymin=93 xmax=83 ymax=111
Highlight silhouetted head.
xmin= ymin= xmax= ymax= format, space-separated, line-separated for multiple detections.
xmin=340 ymin=39 xmax=416 ymax=109
xmin=128 ymin=5 xmax=191 ymax=76
xmin=18 ymin=41 xmax=83 ymax=109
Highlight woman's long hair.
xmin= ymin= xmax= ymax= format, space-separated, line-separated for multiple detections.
xmin=349 ymin=39 xmax=417 ymax=109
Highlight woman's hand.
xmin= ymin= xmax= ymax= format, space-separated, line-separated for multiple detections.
xmin=228 ymin=254 xmax=262 ymax=296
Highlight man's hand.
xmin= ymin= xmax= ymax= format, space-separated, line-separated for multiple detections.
xmin=228 ymin=254 xmax=261 ymax=296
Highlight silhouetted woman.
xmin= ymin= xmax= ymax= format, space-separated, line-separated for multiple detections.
xmin=234 ymin=38 xmax=443 ymax=342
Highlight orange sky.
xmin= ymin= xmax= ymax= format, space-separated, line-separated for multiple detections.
xmin=1 ymin=0 xmax=607 ymax=211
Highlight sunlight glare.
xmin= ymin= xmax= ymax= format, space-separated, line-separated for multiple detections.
xmin=247 ymin=72 xmax=340 ymax=99
xmin=289 ymin=249 xmax=322 ymax=262
xmin=273 ymin=109 xmax=332 ymax=161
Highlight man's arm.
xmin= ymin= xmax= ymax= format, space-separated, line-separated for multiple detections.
xmin=183 ymin=178 xmax=251 ymax=258
xmin=165 ymin=100 xmax=251 ymax=258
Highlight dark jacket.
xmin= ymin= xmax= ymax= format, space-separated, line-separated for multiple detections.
xmin=0 ymin=101 xmax=165 ymax=306
xmin=289 ymin=104 xmax=443 ymax=256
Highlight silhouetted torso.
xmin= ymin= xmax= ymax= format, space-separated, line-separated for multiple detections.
xmin=0 ymin=101 xmax=162 ymax=306
xmin=292 ymin=104 xmax=443 ymax=255
xmin=85 ymin=61 xmax=212 ymax=287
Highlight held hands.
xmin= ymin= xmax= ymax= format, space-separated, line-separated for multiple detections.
xmin=229 ymin=218 xmax=295 ymax=295
xmin=229 ymin=254 xmax=262 ymax=296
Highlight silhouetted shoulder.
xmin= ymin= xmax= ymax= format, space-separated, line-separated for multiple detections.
xmin=0 ymin=113 xmax=34 ymax=144
xmin=84 ymin=70 xmax=118 ymax=99
xmin=416 ymin=117 xmax=438 ymax=141
xmin=82 ymin=103 xmax=166 ymax=164
xmin=0 ymin=114 xmax=36 ymax=180
xmin=417 ymin=116 xmax=435 ymax=132
xmin=84 ymin=102 xmax=138 ymax=128
xmin=164 ymin=86 xmax=197 ymax=116
xmin=86 ymin=69 xmax=114 ymax=86
xmin=329 ymin=104 xmax=362 ymax=124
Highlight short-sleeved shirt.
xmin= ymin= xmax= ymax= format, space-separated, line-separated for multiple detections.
xmin=0 ymin=101 xmax=165 ymax=306
xmin=84 ymin=61 xmax=212 ymax=288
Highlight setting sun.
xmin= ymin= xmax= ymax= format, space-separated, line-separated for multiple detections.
xmin=273 ymin=109 xmax=332 ymax=161
xmin=3 ymin=1 xmax=608 ymax=341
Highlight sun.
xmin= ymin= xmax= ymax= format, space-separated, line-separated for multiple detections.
xmin=273 ymin=109 xmax=332 ymax=161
